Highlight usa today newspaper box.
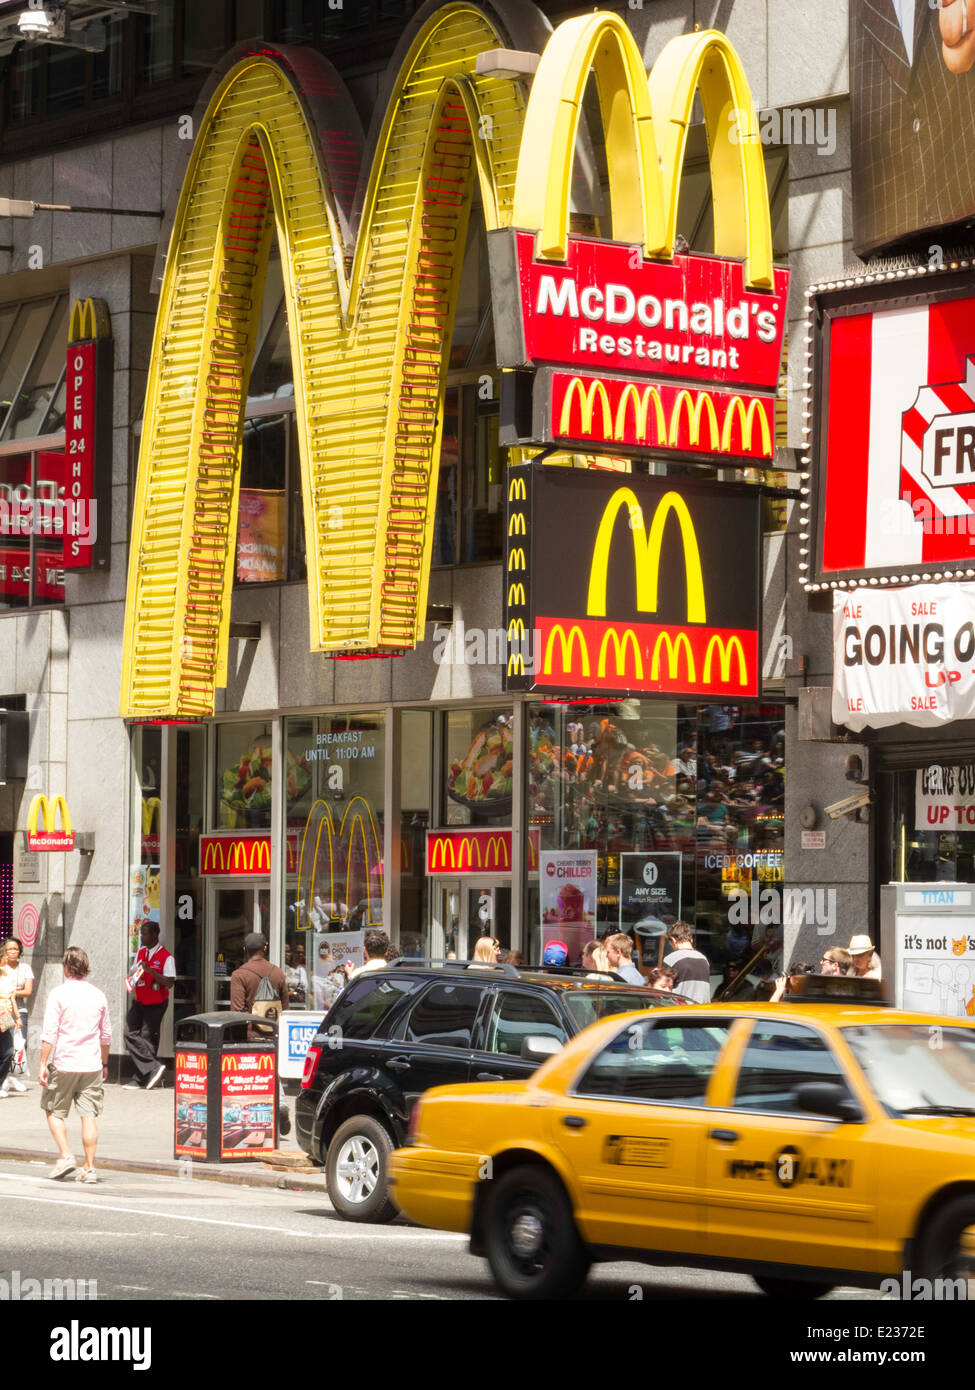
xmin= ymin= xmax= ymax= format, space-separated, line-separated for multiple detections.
xmin=174 ymin=1013 xmax=278 ymax=1163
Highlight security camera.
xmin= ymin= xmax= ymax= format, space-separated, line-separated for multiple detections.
xmin=825 ymin=791 xmax=871 ymax=819
xmin=18 ymin=8 xmax=63 ymax=39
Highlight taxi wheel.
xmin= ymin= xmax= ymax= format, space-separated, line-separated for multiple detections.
xmin=325 ymin=1115 xmax=398 ymax=1224
xmin=753 ymin=1275 xmax=836 ymax=1299
xmin=484 ymin=1166 xmax=591 ymax=1300
xmin=917 ymin=1195 xmax=975 ymax=1284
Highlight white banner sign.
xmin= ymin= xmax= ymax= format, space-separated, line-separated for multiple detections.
xmin=833 ymin=582 xmax=975 ymax=731
xmin=915 ymin=765 xmax=975 ymax=831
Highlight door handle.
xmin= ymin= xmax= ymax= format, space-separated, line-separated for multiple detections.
xmin=562 ymin=1115 xmax=587 ymax=1129
xmin=476 ymin=1071 xmax=503 ymax=1082
xmin=709 ymin=1128 xmax=739 ymax=1142
xmin=387 ymin=1056 xmax=410 ymax=1072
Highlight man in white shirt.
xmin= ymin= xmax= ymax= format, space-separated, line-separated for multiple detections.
xmin=39 ymin=946 xmax=112 ymax=1182
xmin=347 ymin=929 xmax=391 ymax=980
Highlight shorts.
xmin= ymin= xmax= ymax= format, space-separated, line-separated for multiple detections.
xmin=40 ymin=1068 xmax=104 ymax=1119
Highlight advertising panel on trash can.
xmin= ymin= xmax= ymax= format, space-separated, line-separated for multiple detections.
xmin=220 ymin=1051 xmax=276 ymax=1158
xmin=278 ymin=1011 xmax=327 ymax=1081
xmin=174 ymin=1050 xmax=208 ymax=1157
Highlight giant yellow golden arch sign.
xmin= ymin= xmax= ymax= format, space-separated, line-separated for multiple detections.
xmin=121 ymin=4 xmax=773 ymax=718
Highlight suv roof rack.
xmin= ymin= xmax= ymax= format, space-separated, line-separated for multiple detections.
xmin=515 ymin=965 xmax=627 ymax=983
xmin=388 ymin=957 xmax=521 ymax=978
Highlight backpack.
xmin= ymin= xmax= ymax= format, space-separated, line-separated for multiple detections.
xmin=248 ymin=967 xmax=282 ymax=1023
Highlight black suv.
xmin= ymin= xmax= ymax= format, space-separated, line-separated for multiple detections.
xmin=296 ymin=962 xmax=682 ymax=1223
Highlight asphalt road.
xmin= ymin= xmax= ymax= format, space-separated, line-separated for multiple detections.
xmin=0 ymin=1158 xmax=884 ymax=1303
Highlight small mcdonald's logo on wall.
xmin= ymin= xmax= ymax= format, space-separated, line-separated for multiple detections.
xmin=26 ymin=794 xmax=74 ymax=851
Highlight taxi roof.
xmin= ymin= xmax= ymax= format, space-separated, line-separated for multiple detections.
xmin=592 ymin=1001 xmax=975 ymax=1029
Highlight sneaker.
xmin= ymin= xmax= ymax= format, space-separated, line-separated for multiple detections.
xmin=122 ymin=1079 xmax=144 ymax=1090
xmin=6 ymin=1077 xmax=26 ymax=1093
xmin=145 ymin=1064 xmax=166 ymax=1091
xmin=0 ymin=1081 xmax=9 ymax=1097
xmin=50 ymin=1156 xmax=76 ymax=1181
xmin=75 ymin=1168 xmax=98 ymax=1184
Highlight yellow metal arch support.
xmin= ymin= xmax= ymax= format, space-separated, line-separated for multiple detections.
xmin=121 ymin=7 xmax=525 ymax=718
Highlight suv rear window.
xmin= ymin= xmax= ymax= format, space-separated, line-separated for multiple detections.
xmin=326 ymin=976 xmax=419 ymax=1040
xmin=563 ymin=991 xmax=662 ymax=1031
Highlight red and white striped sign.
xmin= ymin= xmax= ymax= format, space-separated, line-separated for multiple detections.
xmin=821 ymin=294 xmax=975 ymax=577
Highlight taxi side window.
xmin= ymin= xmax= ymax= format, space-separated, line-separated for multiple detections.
xmin=733 ymin=1020 xmax=853 ymax=1114
xmin=485 ymin=990 xmax=566 ymax=1055
xmin=575 ymin=1020 xmax=730 ymax=1106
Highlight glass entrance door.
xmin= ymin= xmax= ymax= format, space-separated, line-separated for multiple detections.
xmin=208 ymin=882 xmax=271 ymax=1009
xmin=428 ymin=881 xmax=512 ymax=960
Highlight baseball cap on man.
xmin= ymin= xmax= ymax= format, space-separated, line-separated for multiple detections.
xmin=542 ymin=940 xmax=569 ymax=966
xmin=243 ymin=932 xmax=267 ymax=952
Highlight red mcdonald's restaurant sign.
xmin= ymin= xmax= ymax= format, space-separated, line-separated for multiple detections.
xmin=493 ymin=231 xmax=787 ymax=462
xmin=200 ymin=832 xmax=301 ymax=877
xmin=426 ymin=829 xmax=540 ymax=876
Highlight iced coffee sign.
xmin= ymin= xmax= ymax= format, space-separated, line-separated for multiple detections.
xmin=833 ymin=581 xmax=975 ymax=730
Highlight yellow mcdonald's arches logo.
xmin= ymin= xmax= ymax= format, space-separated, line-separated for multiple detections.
xmin=227 ymin=840 xmax=249 ymax=872
xmin=203 ymin=840 xmax=225 ymax=873
xmin=429 ymin=837 xmax=456 ymax=871
xmin=508 ymin=618 xmax=526 ymax=642
xmin=297 ymin=796 xmax=383 ymax=928
xmin=258 ymin=1054 xmax=274 ymax=1071
xmin=703 ymin=633 xmax=749 ymax=686
xmin=668 ymin=390 xmax=719 ymax=450
xmin=543 ymin=623 xmax=590 ymax=677
xmin=597 ymin=627 xmax=644 ymax=680
xmin=508 ymin=476 xmax=526 ymax=501
xmin=507 ymin=582 xmax=526 ymax=606
xmin=721 ymin=395 xmax=772 ymax=456
xmin=614 ymin=382 xmax=666 ymax=446
xmin=485 ymin=835 xmax=510 ymax=869
xmin=221 ymin=1055 xmax=238 ymax=1073
xmin=250 ymin=839 xmax=271 ymax=873
xmin=68 ymin=297 xmax=110 ymax=343
xmin=141 ymin=797 xmax=161 ymax=834
xmin=508 ymin=513 xmax=526 ymax=536
xmin=456 ymin=836 xmax=482 ymax=871
xmin=120 ymin=9 xmax=772 ymax=717
xmin=27 ymin=794 xmax=72 ymax=837
xmin=587 ymin=488 xmax=706 ymax=624
xmin=508 ymin=548 xmax=526 ymax=573
xmin=559 ymin=376 xmax=612 ymax=438
xmin=516 ymin=13 xmax=772 ymax=289
xmin=507 ymin=654 xmax=526 ymax=676
xmin=650 ymin=630 xmax=696 ymax=683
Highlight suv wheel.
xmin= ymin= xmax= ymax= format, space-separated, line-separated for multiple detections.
xmin=325 ymin=1115 xmax=398 ymax=1224
xmin=916 ymin=1194 xmax=975 ymax=1285
xmin=483 ymin=1165 xmax=590 ymax=1299
xmin=752 ymin=1275 xmax=835 ymax=1299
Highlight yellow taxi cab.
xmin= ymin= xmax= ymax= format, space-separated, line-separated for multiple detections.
xmin=390 ymin=988 xmax=975 ymax=1299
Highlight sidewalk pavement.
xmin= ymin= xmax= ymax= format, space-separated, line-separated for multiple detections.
xmin=0 ymin=1077 xmax=325 ymax=1193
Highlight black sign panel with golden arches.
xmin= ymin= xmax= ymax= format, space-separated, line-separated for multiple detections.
xmin=503 ymin=466 xmax=762 ymax=700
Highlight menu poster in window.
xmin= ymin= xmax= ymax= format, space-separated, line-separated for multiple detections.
xmin=619 ymin=852 xmax=682 ymax=935
xmin=128 ymin=864 xmax=160 ymax=960
xmin=915 ymin=765 xmax=975 ymax=832
xmin=540 ymin=851 xmax=597 ymax=964
xmin=219 ymin=1052 xmax=276 ymax=1159
xmin=895 ymin=916 xmax=975 ymax=1018
xmin=313 ymin=931 xmax=364 ymax=1009
xmin=174 ymin=1051 xmax=207 ymax=1157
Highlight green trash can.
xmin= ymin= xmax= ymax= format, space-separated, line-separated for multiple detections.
xmin=174 ymin=1012 xmax=277 ymax=1163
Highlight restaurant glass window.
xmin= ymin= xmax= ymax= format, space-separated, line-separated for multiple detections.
xmin=127 ymin=724 xmax=162 ymax=979
xmin=4 ymin=298 xmax=69 ymax=440
xmin=215 ymin=720 xmax=274 ymax=829
xmin=174 ymin=727 xmax=205 ymax=1025
xmin=0 ymin=451 xmax=66 ymax=609
xmin=284 ymin=713 xmax=386 ymax=1009
xmin=881 ymin=765 xmax=975 ymax=884
xmin=444 ymin=707 xmax=513 ymax=826
xmin=140 ymin=0 xmax=176 ymax=83
xmin=0 ymin=297 xmax=67 ymax=439
xmin=524 ymin=700 xmax=786 ymax=983
xmin=92 ymin=19 xmax=126 ymax=101
xmin=46 ymin=45 xmax=87 ymax=116
xmin=235 ymin=415 xmax=288 ymax=584
xmin=182 ymin=2 xmax=229 ymax=75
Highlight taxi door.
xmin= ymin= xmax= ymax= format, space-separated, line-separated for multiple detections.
xmin=548 ymin=1015 xmax=736 ymax=1255
xmin=702 ymin=1016 xmax=881 ymax=1276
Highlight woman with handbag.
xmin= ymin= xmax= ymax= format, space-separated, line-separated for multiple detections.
xmin=3 ymin=937 xmax=32 ymax=1089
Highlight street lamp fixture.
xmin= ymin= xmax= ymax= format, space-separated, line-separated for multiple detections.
xmin=0 ymin=196 xmax=161 ymax=219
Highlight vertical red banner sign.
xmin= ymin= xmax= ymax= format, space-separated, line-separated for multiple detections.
xmin=62 ymin=338 xmax=97 ymax=569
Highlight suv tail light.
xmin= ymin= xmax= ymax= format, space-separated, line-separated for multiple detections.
xmin=301 ymin=1045 xmax=322 ymax=1089
xmin=406 ymin=1099 xmax=423 ymax=1146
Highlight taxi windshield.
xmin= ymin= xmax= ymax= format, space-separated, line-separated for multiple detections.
xmin=564 ymin=991 xmax=664 ymax=1030
xmin=843 ymin=1024 xmax=975 ymax=1116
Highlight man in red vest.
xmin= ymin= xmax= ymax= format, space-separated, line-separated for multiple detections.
xmin=123 ymin=921 xmax=175 ymax=1090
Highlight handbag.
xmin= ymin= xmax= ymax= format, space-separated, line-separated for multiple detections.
xmin=0 ymin=999 xmax=16 ymax=1033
